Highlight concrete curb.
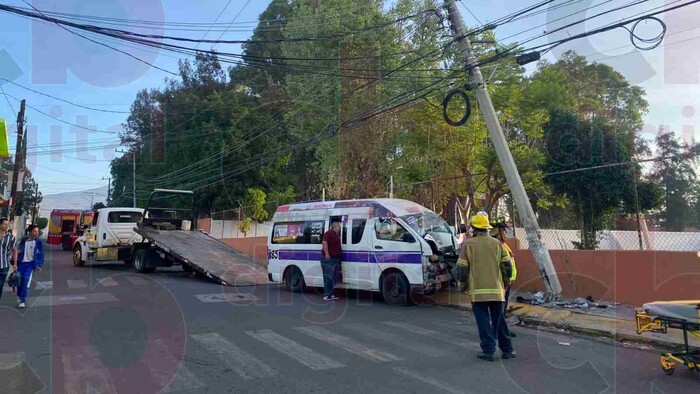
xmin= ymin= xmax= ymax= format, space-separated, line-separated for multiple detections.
xmin=433 ymin=292 xmax=688 ymax=351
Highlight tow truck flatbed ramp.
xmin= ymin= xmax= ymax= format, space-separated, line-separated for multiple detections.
xmin=137 ymin=228 xmax=268 ymax=286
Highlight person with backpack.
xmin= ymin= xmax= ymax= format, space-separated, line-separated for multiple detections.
xmin=16 ymin=224 xmax=44 ymax=309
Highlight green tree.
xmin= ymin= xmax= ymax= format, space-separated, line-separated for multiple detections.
xmin=544 ymin=110 xmax=637 ymax=249
xmin=36 ymin=217 xmax=48 ymax=231
xmin=92 ymin=202 xmax=107 ymax=210
xmin=648 ymin=129 xmax=699 ymax=230
xmin=244 ymin=188 xmax=269 ymax=223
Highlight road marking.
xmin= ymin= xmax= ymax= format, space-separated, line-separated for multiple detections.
xmin=67 ymin=279 xmax=87 ymax=289
xmin=195 ymin=293 xmax=259 ymax=303
xmin=246 ymin=329 xmax=345 ymax=371
xmin=98 ymin=277 xmax=119 ymax=287
xmin=190 ymin=333 xmax=276 ymax=380
xmin=0 ymin=352 xmax=24 ymax=369
xmin=163 ymin=366 xmax=206 ymax=393
xmin=344 ymin=323 xmax=449 ymax=357
xmin=391 ymin=366 xmax=468 ymax=394
xmin=382 ymin=321 xmax=480 ymax=351
xmin=62 ymin=346 xmax=117 ymax=394
xmin=36 ymin=281 xmax=53 ymax=289
xmin=294 ymin=326 xmax=402 ymax=363
xmin=125 ymin=276 xmax=148 ymax=286
xmin=31 ymin=293 xmax=118 ymax=307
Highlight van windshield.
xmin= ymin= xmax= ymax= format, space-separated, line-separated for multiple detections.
xmin=400 ymin=212 xmax=451 ymax=236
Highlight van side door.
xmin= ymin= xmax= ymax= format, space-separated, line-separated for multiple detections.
xmin=340 ymin=215 xmax=371 ymax=289
xmin=370 ymin=217 xmax=422 ymax=285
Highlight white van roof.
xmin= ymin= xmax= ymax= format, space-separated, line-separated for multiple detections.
xmin=275 ymin=198 xmax=431 ymax=218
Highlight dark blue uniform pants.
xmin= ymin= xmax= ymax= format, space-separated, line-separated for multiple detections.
xmin=472 ymin=301 xmax=513 ymax=355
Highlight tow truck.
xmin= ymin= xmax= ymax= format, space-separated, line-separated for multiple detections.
xmin=130 ymin=189 xmax=268 ymax=286
xmin=73 ymin=208 xmax=143 ymax=266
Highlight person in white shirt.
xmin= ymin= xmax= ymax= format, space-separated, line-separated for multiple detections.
xmin=16 ymin=225 xmax=44 ymax=309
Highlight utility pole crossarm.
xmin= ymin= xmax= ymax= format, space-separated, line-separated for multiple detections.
xmin=443 ymin=0 xmax=562 ymax=296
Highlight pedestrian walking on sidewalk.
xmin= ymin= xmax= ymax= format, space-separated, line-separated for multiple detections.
xmin=321 ymin=222 xmax=342 ymax=301
xmin=16 ymin=224 xmax=44 ymax=309
xmin=0 ymin=218 xmax=18 ymax=301
xmin=456 ymin=212 xmax=515 ymax=362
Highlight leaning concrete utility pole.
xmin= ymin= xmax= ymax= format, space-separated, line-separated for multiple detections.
xmin=444 ymin=0 xmax=562 ymax=296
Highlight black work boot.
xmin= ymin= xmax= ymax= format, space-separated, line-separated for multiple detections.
xmin=477 ymin=352 xmax=497 ymax=362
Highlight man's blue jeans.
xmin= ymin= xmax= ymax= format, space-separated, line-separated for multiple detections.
xmin=321 ymin=258 xmax=340 ymax=297
xmin=472 ymin=301 xmax=513 ymax=355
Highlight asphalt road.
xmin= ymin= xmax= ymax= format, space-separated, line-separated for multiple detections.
xmin=0 ymin=245 xmax=697 ymax=394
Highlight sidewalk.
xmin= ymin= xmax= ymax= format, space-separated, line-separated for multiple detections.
xmin=433 ymin=291 xmax=691 ymax=350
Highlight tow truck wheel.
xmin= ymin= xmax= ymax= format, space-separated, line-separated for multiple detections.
xmin=73 ymin=245 xmax=85 ymax=267
xmin=284 ymin=266 xmax=305 ymax=293
xmin=133 ymin=249 xmax=156 ymax=274
xmin=381 ymin=271 xmax=411 ymax=306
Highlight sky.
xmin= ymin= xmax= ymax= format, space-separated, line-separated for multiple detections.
xmin=0 ymin=0 xmax=698 ymax=200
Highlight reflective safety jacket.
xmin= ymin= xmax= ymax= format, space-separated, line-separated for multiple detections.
xmin=502 ymin=242 xmax=517 ymax=282
xmin=456 ymin=232 xmax=512 ymax=302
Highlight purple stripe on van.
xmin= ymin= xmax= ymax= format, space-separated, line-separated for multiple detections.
xmin=276 ymin=250 xmax=422 ymax=264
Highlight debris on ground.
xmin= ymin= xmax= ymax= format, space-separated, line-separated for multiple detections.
xmin=558 ymin=341 xmax=571 ymax=346
xmin=532 ymin=291 xmax=546 ymax=305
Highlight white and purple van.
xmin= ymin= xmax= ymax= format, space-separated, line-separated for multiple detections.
xmin=267 ymin=199 xmax=458 ymax=305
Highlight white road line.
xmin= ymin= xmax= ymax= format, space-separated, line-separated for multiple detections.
xmin=67 ymin=279 xmax=87 ymax=289
xmin=162 ymin=366 xmax=206 ymax=393
xmin=36 ymin=281 xmax=53 ymax=289
xmin=344 ymin=323 xmax=449 ymax=357
xmin=62 ymin=346 xmax=117 ymax=394
xmin=382 ymin=321 xmax=480 ymax=351
xmin=246 ymin=329 xmax=345 ymax=371
xmin=190 ymin=333 xmax=276 ymax=380
xmin=294 ymin=326 xmax=402 ymax=363
xmin=0 ymin=351 xmax=24 ymax=369
xmin=125 ymin=276 xmax=148 ymax=286
xmin=98 ymin=277 xmax=119 ymax=287
xmin=31 ymin=293 xmax=118 ymax=307
xmin=391 ymin=366 xmax=469 ymax=394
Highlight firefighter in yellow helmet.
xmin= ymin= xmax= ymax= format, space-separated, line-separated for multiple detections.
xmin=456 ymin=212 xmax=515 ymax=361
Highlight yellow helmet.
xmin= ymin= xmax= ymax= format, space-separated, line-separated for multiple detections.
xmin=470 ymin=213 xmax=491 ymax=230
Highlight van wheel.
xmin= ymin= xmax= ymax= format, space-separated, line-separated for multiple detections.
xmin=284 ymin=266 xmax=305 ymax=293
xmin=73 ymin=245 xmax=85 ymax=267
xmin=133 ymin=249 xmax=156 ymax=274
xmin=381 ymin=271 xmax=411 ymax=306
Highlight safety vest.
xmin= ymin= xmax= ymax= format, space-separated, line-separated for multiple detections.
xmin=502 ymin=242 xmax=517 ymax=282
xmin=456 ymin=233 xmax=512 ymax=302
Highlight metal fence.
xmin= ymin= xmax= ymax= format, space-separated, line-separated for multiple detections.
xmin=516 ymin=228 xmax=700 ymax=252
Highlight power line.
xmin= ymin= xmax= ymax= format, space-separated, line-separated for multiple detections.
xmin=0 ymin=77 xmax=130 ymax=114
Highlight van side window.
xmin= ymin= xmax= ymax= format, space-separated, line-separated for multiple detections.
xmin=271 ymin=222 xmax=305 ymax=244
xmin=352 ymin=220 xmax=367 ymax=244
xmin=306 ymin=221 xmax=324 ymax=244
xmin=375 ymin=219 xmax=413 ymax=243
xmin=272 ymin=221 xmax=325 ymax=244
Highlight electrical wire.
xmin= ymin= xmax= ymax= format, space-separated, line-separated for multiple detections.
xmin=0 ymin=77 xmax=130 ymax=114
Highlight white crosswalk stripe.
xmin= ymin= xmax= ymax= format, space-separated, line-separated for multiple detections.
xmin=391 ymin=366 xmax=470 ymax=394
xmin=382 ymin=321 xmax=480 ymax=351
xmin=67 ymin=279 xmax=87 ymax=289
xmin=97 ymin=277 xmax=118 ymax=287
xmin=344 ymin=323 xmax=449 ymax=357
xmin=190 ymin=333 xmax=276 ymax=380
xmin=294 ymin=326 xmax=402 ymax=363
xmin=246 ymin=329 xmax=345 ymax=371
xmin=163 ymin=366 xmax=206 ymax=393
xmin=125 ymin=276 xmax=148 ymax=286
